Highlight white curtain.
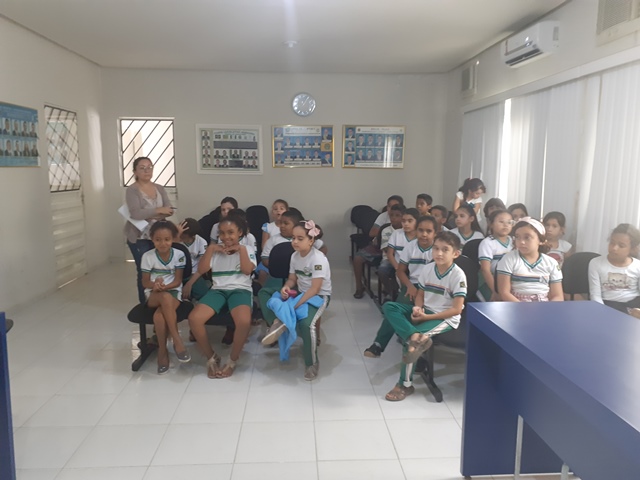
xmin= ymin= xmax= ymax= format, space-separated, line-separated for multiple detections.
xmin=503 ymin=90 xmax=551 ymax=217
xmin=459 ymin=103 xmax=505 ymax=199
xmin=578 ymin=63 xmax=640 ymax=253
xmin=543 ymin=76 xmax=601 ymax=246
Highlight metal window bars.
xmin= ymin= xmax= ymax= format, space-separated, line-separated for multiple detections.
xmin=45 ymin=106 xmax=81 ymax=193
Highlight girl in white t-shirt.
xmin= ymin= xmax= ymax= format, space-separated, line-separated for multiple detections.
xmin=543 ymin=211 xmax=574 ymax=269
xmin=209 ymin=196 xmax=238 ymax=242
xmin=452 ymin=177 xmax=485 ymax=217
xmin=261 ymin=198 xmax=289 ymax=249
xmin=262 ymin=220 xmax=331 ymax=381
xmin=588 ymin=223 xmax=640 ymax=315
xmin=450 ymin=204 xmax=485 ymax=247
xmin=140 ymin=221 xmax=188 ymax=374
xmin=478 ymin=209 xmax=513 ymax=301
xmin=189 ymin=212 xmax=257 ymax=379
xmin=497 ymin=217 xmax=564 ymax=302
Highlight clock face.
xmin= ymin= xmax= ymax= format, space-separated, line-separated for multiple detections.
xmin=292 ymin=93 xmax=316 ymax=117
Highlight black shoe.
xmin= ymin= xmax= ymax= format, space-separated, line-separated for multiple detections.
xmin=364 ymin=343 xmax=382 ymax=358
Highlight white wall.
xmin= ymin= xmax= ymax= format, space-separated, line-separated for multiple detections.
xmin=0 ymin=18 xmax=107 ymax=312
xmin=101 ymin=70 xmax=448 ymax=268
xmin=442 ymin=0 xmax=640 ymax=199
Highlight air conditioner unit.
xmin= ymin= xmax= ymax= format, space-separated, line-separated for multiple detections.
xmin=502 ymin=21 xmax=560 ymax=68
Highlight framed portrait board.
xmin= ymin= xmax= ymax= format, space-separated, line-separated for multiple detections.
xmin=342 ymin=125 xmax=405 ymax=169
xmin=273 ymin=125 xmax=334 ymax=168
xmin=197 ymin=124 xmax=262 ymax=174
xmin=0 ymin=102 xmax=39 ymax=167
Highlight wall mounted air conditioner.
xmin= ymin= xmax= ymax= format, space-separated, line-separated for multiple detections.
xmin=502 ymin=21 xmax=560 ymax=68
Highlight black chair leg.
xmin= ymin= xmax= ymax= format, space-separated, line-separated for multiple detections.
xmin=132 ymin=323 xmax=157 ymax=372
xmin=420 ymin=347 xmax=443 ymax=402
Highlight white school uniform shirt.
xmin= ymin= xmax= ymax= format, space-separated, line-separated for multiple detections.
xmin=496 ymin=250 xmax=562 ymax=296
xmin=456 ymin=191 xmax=483 ymax=207
xmin=399 ymin=241 xmax=433 ymax=284
xmin=388 ymin=230 xmax=415 ymax=263
xmin=141 ymin=248 xmax=186 ymax=299
xmin=417 ymin=262 xmax=467 ymax=329
xmin=373 ymin=211 xmax=390 ymax=227
xmin=588 ymin=256 xmax=640 ymax=304
xmin=478 ymin=236 xmax=514 ymax=273
xmin=449 ymin=228 xmax=484 ymax=247
xmin=547 ymin=239 xmax=572 ymax=268
xmin=261 ymin=221 xmax=280 ymax=238
xmin=183 ymin=235 xmax=208 ymax=272
xmin=261 ymin=233 xmax=324 ymax=260
xmin=380 ymin=225 xmax=397 ymax=250
xmin=211 ymin=223 xmax=256 ymax=249
xmin=210 ymin=222 xmax=220 ymax=242
xmin=290 ymin=247 xmax=332 ymax=296
xmin=210 ymin=245 xmax=257 ymax=291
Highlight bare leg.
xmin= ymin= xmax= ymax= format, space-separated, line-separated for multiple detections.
xmin=157 ymin=293 xmax=184 ymax=353
xmin=217 ymin=304 xmax=251 ymax=378
xmin=152 ymin=309 xmax=169 ymax=368
xmin=188 ymin=303 xmax=216 ymax=360
xmin=353 ymin=255 xmax=365 ymax=294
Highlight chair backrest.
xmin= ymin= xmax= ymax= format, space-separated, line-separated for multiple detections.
xmin=268 ymin=241 xmax=295 ymax=279
xmin=359 ymin=208 xmax=381 ymax=235
xmin=376 ymin=223 xmax=391 ymax=247
xmin=461 ymin=239 xmax=482 ymax=264
xmin=350 ymin=205 xmax=376 ymax=231
xmin=171 ymin=242 xmax=193 ymax=280
xmin=562 ymin=251 xmax=600 ymax=297
xmin=246 ymin=205 xmax=270 ymax=239
xmin=454 ymin=254 xmax=479 ymax=303
xmin=197 ymin=206 xmax=221 ymax=244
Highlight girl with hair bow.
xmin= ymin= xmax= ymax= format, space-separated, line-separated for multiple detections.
xmin=261 ymin=219 xmax=332 ymax=380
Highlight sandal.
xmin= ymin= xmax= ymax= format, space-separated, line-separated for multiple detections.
xmin=353 ymin=290 xmax=365 ymax=299
xmin=216 ymin=356 xmax=237 ymax=379
xmin=206 ymin=353 xmax=221 ymax=379
xmin=385 ymin=384 xmax=415 ymax=402
xmin=403 ymin=334 xmax=433 ymax=365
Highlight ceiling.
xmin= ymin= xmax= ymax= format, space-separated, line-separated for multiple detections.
xmin=0 ymin=0 xmax=567 ymax=73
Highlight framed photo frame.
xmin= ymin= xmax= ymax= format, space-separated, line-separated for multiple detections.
xmin=0 ymin=102 xmax=39 ymax=167
xmin=342 ymin=125 xmax=405 ymax=169
xmin=273 ymin=125 xmax=334 ymax=168
xmin=197 ymin=124 xmax=262 ymax=174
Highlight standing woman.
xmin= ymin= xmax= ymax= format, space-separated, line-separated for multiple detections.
xmin=125 ymin=156 xmax=174 ymax=303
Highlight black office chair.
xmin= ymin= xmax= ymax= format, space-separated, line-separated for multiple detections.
xmin=198 ymin=206 xmax=221 ymax=244
xmin=268 ymin=241 xmax=294 ymax=281
xmin=349 ymin=205 xmax=377 ymax=259
xmin=246 ymin=205 xmax=270 ymax=258
xmin=461 ymin=238 xmax=482 ymax=264
xmin=417 ymin=254 xmax=479 ymax=402
xmin=562 ymin=252 xmax=600 ymax=300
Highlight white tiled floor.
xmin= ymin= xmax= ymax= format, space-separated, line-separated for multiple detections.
xmin=6 ymin=262 xmax=579 ymax=479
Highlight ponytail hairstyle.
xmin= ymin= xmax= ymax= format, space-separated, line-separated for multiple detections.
xmin=149 ymin=219 xmax=178 ymax=239
xmin=456 ymin=204 xmax=482 ymax=233
xmin=222 ymin=208 xmax=248 ymax=237
xmin=298 ymin=220 xmax=323 ymax=240
xmin=611 ymin=223 xmax=640 ymax=258
xmin=458 ymin=178 xmax=486 ymax=200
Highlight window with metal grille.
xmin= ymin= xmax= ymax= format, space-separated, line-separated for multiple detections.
xmin=120 ymin=118 xmax=176 ymax=187
xmin=45 ymin=106 xmax=81 ymax=192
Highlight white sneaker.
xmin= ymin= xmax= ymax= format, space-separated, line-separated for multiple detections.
xmin=261 ymin=319 xmax=287 ymax=345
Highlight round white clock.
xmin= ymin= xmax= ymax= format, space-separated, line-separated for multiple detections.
xmin=292 ymin=93 xmax=316 ymax=117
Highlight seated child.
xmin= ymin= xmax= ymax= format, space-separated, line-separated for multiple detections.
xmin=478 ymin=209 xmax=514 ymax=301
xmin=364 ymin=215 xmax=437 ymax=358
xmin=507 ymin=203 xmax=528 ymax=223
xmin=261 ymin=199 xmax=289 ymax=249
xmin=353 ymin=195 xmax=404 ymax=298
xmin=588 ymin=223 xmax=640 ymax=313
xmin=260 ymin=220 xmax=331 ymax=380
xmin=450 ymin=204 xmax=485 ymax=246
xmin=430 ymin=205 xmax=449 ymax=231
xmin=140 ymin=220 xmax=188 ymax=374
xmin=209 ymin=196 xmax=238 ymax=242
xmin=377 ymin=205 xmax=404 ymax=299
xmin=188 ymin=211 xmax=257 ymax=379
xmin=383 ymin=231 xmax=467 ymax=401
xmin=178 ymin=217 xmax=211 ymax=300
xmin=415 ymin=193 xmax=433 ymax=216
xmin=496 ymin=217 xmax=564 ymax=302
xmin=543 ymin=211 xmax=574 ymax=269
xmin=483 ymin=198 xmax=506 ymax=220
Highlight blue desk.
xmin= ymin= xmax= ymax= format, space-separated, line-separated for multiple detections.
xmin=1 ymin=312 xmax=16 ymax=480
xmin=462 ymin=302 xmax=640 ymax=479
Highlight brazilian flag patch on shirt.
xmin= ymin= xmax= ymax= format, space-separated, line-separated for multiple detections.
xmin=315 ymin=265 xmax=322 ymax=271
